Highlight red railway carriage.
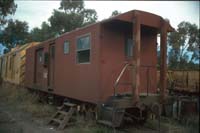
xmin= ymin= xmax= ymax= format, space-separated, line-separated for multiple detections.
xmin=25 ymin=10 xmax=173 ymax=104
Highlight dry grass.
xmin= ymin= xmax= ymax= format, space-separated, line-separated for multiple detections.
xmin=145 ymin=116 xmax=199 ymax=133
xmin=180 ymin=115 xmax=199 ymax=133
xmin=0 ymin=82 xmax=198 ymax=133
xmin=0 ymin=82 xmax=56 ymax=118
xmin=66 ymin=124 xmax=114 ymax=133
xmin=0 ymin=82 xmax=115 ymax=132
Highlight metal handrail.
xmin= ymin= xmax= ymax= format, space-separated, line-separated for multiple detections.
xmin=113 ymin=63 xmax=133 ymax=96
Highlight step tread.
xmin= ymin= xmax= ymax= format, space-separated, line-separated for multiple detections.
xmin=52 ymin=118 xmax=62 ymax=123
xmin=97 ymin=120 xmax=113 ymax=126
xmin=63 ymin=102 xmax=76 ymax=107
xmin=58 ymin=111 xmax=68 ymax=115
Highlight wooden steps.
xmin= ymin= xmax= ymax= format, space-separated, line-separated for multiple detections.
xmin=48 ymin=102 xmax=77 ymax=130
xmin=52 ymin=118 xmax=62 ymax=124
xmin=97 ymin=120 xmax=113 ymax=127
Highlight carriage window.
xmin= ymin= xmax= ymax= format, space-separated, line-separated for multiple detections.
xmin=76 ymin=35 xmax=90 ymax=63
xmin=64 ymin=41 xmax=70 ymax=54
xmin=38 ymin=51 xmax=43 ymax=62
xmin=125 ymin=38 xmax=133 ymax=57
xmin=50 ymin=45 xmax=55 ymax=58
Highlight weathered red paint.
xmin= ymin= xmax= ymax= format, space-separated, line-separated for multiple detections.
xmin=25 ymin=10 xmax=174 ymax=104
xmin=132 ymin=11 xmax=140 ymax=103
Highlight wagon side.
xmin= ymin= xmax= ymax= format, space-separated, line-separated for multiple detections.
xmin=25 ymin=24 xmax=102 ymax=103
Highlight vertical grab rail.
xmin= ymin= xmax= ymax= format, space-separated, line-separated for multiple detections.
xmin=113 ymin=63 xmax=133 ymax=96
xmin=146 ymin=68 xmax=149 ymax=96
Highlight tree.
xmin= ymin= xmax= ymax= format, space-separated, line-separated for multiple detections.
xmin=48 ymin=9 xmax=83 ymax=35
xmin=0 ymin=0 xmax=17 ymax=26
xmin=29 ymin=0 xmax=98 ymax=42
xmin=49 ymin=0 xmax=97 ymax=35
xmin=110 ymin=10 xmax=121 ymax=17
xmin=59 ymin=0 xmax=84 ymax=14
xmin=168 ymin=21 xmax=199 ymax=69
xmin=82 ymin=9 xmax=97 ymax=25
xmin=0 ymin=19 xmax=29 ymax=50
xmin=30 ymin=22 xmax=55 ymax=42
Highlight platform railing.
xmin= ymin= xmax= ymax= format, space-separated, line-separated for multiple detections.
xmin=140 ymin=65 xmax=156 ymax=96
xmin=113 ymin=63 xmax=133 ymax=96
xmin=113 ymin=64 xmax=157 ymax=97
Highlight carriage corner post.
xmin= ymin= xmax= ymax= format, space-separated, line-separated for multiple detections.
xmin=132 ymin=11 xmax=140 ymax=104
xmin=160 ymin=19 xmax=168 ymax=103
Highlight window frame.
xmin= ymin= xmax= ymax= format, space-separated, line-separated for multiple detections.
xmin=76 ymin=33 xmax=91 ymax=64
xmin=63 ymin=40 xmax=70 ymax=54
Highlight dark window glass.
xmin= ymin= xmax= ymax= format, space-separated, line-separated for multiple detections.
xmin=125 ymin=38 xmax=133 ymax=57
xmin=44 ymin=52 xmax=49 ymax=66
xmin=77 ymin=50 xmax=90 ymax=63
xmin=51 ymin=46 xmax=55 ymax=58
xmin=38 ymin=50 xmax=43 ymax=62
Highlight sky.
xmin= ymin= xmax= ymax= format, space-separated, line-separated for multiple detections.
xmin=0 ymin=1 xmax=199 ymax=54
xmin=13 ymin=1 xmax=199 ymax=29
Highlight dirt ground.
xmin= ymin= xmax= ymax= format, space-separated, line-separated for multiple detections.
xmin=0 ymin=83 xmax=198 ymax=133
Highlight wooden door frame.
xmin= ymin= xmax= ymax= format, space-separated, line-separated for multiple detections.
xmin=48 ymin=43 xmax=55 ymax=90
xmin=34 ymin=47 xmax=44 ymax=84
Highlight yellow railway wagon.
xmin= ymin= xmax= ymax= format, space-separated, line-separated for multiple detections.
xmin=157 ymin=70 xmax=199 ymax=93
xmin=0 ymin=52 xmax=10 ymax=82
xmin=171 ymin=70 xmax=199 ymax=93
xmin=0 ymin=42 xmax=39 ymax=85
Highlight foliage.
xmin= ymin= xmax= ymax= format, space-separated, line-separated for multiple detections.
xmin=167 ymin=21 xmax=199 ymax=70
xmin=82 ymin=9 xmax=97 ymax=25
xmin=1 ymin=0 xmax=98 ymax=51
xmin=30 ymin=22 xmax=55 ymax=42
xmin=49 ymin=0 xmax=97 ymax=35
xmin=30 ymin=0 xmax=97 ymax=42
xmin=59 ymin=0 xmax=84 ymax=14
xmin=0 ymin=19 xmax=29 ymax=51
xmin=110 ymin=10 xmax=121 ymax=17
xmin=0 ymin=0 xmax=17 ymax=26
xmin=48 ymin=9 xmax=83 ymax=35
